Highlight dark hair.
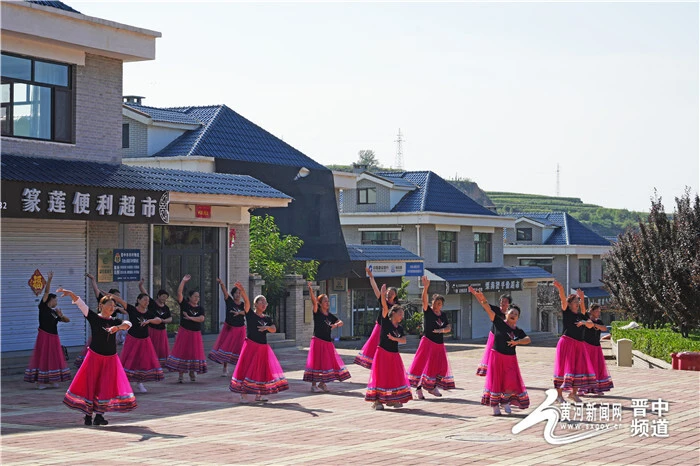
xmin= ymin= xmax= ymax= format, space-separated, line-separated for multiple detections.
xmin=99 ymin=295 xmax=114 ymax=305
xmin=136 ymin=293 xmax=149 ymax=304
xmin=47 ymin=293 xmax=57 ymax=301
xmin=108 ymin=288 xmax=120 ymax=295
xmin=388 ymin=287 xmax=399 ymax=297
xmin=156 ymin=289 xmax=169 ymax=298
xmin=188 ymin=290 xmax=199 ymax=298
xmin=508 ymin=304 xmax=521 ymax=316
xmin=566 ymin=294 xmax=579 ymax=304
xmin=589 ymin=304 xmax=601 ymax=313
xmin=431 ymin=294 xmax=445 ymax=305
xmin=317 ymin=293 xmax=329 ymax=304
xmin=500 ymin=294 xmax=512 ymax=304
xmin=388 ymin=304 xmax=404 ymax=319
xmin=230 ymin=286 xmax=240 ymax=296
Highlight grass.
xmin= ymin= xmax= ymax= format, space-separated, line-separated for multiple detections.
xmin=610 ymin=321 xmax=700 ymax=364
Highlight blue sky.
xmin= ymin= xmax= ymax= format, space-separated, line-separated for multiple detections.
xmin=76 ymin=1 xmax=699 ymax=212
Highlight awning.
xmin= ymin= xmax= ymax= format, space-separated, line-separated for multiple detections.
xmin=427 ymin=266 xmax=553 ymax=294
xmin=346 ymin=244 xmax=424 ymax=278
xmin=580 ymin=286 xmax=611 ymax=305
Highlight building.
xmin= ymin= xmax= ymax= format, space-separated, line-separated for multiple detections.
xmin=0 ymin=1 xmax=290 ymax=352
xmin=334 ymin=169 xmax=553 ymax=339
xmin=502 ymin=212 xmax=613 ymax=330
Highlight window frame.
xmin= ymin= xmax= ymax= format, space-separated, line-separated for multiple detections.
xmin=361 ymin=231 xmax=400 ymax=246
xmin=518 ymin=257 xmax=553 ymax=273
xmin=579 ymin=258 xmax=592 ymax=283
xmin=438 ymin=230 xmax=458 ymax=263
xmin=357 ymin=187 xmax=377 ymax=205
xmin=1 ymin=52 xmax=74 ymax=143
xmin=516 ymin=227 xmax=533 ymax=241
xmin=122 ymin=123 xmax=130 ymax=149
xmin=474 ymin=232 xmax=493 ymax=263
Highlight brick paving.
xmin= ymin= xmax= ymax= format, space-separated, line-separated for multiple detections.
xmin=2 ymin=340 xmax=699 ymax=465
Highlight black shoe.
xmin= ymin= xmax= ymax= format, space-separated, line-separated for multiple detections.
xmin=84 ymin=415 xmax=92 ymax=426
xmin=93 ymin=414 xmax=108 ymax=426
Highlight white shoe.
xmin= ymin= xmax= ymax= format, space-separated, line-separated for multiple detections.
xmin=255 ymin=395 xmax=269 ymax=403
xmin=492 ymin=405 xmax=502 ymax=416
xmin=415 ymin=388 xmax=425 ymax=400
xmin=568 ymin=393 xmax=582 ymax=403
xmin=556 ymin=395 xmax=565 ymax=403
xmin=240 ymin=394 xmax=250 ymax=403
xmin=371 ymin=401 xmax=384 ymax=410
xmin=51 ymin=383 xmax=59 ymax=389
xmin=503 ymin=403 xmax=512 ymax=414
xmin=137 ymin=382 xmax=147 ymax=393
xmin=310 ymin=385 xmax=319 ymax=393
xmin=37 ymin=384 xmax=48 ymax=390
xmin=427 ymin=387 xmax=442 ymax=397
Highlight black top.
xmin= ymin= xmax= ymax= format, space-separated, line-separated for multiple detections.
xmin=492 ymin=316 xmax=527 ymax=356
xmin=125 ymin=304 xmax=156 ymax=339
xmin=378 ymin=313 xmax=404 ymax=353
xmin=584 ymin=318 xmax=604 ymax=346
xmin=376 ymin=297 xmax=400 ymax=324
xmin=489 ymin=304 xmax=505 ymax=333
xmin=423 ymin=306 xmax=449 ymax=344
xmin=313 ymin=310 xmax=338 ymax=342
xmin=246 ymin=312 xmax=273 ymax=345
xmin=562 ymin=307 xmax=585 ymax=341
xmin=38 ymin=300 xmax=62 ymax=334
xmin=148 ymin=298 xmax=171 ymax=330
xmin=224 ymin=296 xmax=246 ymax=327
xmin=179 ymin=300 xmax=205 ymax=332
xmin=86 ymin=310 xmax=123 ymax=356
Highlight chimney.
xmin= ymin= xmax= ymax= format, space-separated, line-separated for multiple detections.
xmin=352 ymin=163 xmax=368 ymax=174
xmin=123 ymin=95 xmax=145 ymax=105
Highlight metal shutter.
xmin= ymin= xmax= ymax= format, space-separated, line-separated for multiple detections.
xmin=1 ymin=219 xmax=87 ymax=351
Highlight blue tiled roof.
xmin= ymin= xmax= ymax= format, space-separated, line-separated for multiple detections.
xmin=146 ymin=105 xmax=326 ymax=169
xmin=375 ymin=171 xmax=498 ymax=216
xmin=124 ymin=103 xmax=201 ymax=125
xmin=26 ymin=0 xmax=80 ymax=13
xmin=1 ymin=154 xmax=291 ymax=199
xmin=427 ymin=266 xmax=553 ymax=281
xmin=580 ymin=286 xmax=610 ymax=299
xmin=347 ymin=244 xmax=423 ymax=262
xmin=506 ymin=212 xmax=610 ymax=246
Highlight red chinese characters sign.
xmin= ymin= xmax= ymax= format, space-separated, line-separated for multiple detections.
xmin=28 ymin=269 xmax=45 ymax=296
xmin=195 ymin=205 xmax=211 ymax=218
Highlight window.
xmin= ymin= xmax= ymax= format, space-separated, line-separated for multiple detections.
xmin=361 ymin=231 xmax=400 ymax=245
xmin=122 ymin=123 xmax=130 ymax=148
xmin=516 ymin=227 xmax=533 ymax=241
xmin=579 ymin=258 xmax=592 ymax=283
xmin=1 ymin=53 xmax=73 ymax=143
xmin=357 ymin=187 xmax=377 ymax=204
xmin=519 ymin=258 xmax=553 ymax=273
xmin=438 ymin=231 xmax=457 ymax=263
xmin=474 ymin=232 xmax=492 ymax=263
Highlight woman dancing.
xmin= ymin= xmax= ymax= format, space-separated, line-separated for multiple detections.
xmin=208 ymin=279 xmax=250 ymax=376
xmin=407 ymin=276 xmax=455 ymax=399
xmin=472 ymin=288 xmax=510 ymax=377
xmin=59 ymin=288 xmax=136 ymax=426
xmin=24 ymin=271 xmax=71 ymax=389
xmin=303 ymin=282 xmax=351 ymax=392
xmin=229 ymin=292 xmax=289 ymax=402
xmin=580 ymin=304 xmax=614 ymax=395
xmin=139 ymin=279 xmax=172 ymax=366
xmin=354 ymin=267 xmax=400 ymax=369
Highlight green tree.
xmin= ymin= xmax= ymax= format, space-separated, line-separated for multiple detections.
xmin=249 ymin=215 xmax=318 ymax=304
xmin=603 ymin=190 xmax=700 ymax=337
xmin=357 ymin=150 xmax=380 ymax=170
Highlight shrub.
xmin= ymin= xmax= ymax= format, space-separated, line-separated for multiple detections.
xmin=610 ymin=321 xmax=700 ymax=363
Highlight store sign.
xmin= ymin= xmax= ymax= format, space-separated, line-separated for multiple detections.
xmin=195 ymin=205 xmax=211 ymax=218
xmin=448 ymin=279 xmax=523 ymax=294
xmin=28 ymin=269 xmax=46 ymax=296
xmin=0 ymin=181 xmax=169 ymax=224
xmin=366 ymin=261 xmax=424 ymax=277
xmin=97 ymin=249 xmax=140 ymax=282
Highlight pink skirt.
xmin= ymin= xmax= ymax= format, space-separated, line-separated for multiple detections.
xmin=164 ymin=327 xmax=208 ymax=374
xmin=148 ymin=327 xmax=170 ymax=365
xmin=24 ymin=329 xmax=71 ymax=384
xmin=407 ymin=336 xmax=455 ymax=391
xmin=229 ymin=339 xmax=289 ymax=395
xmin=481 ymin=350 xmax=530 ymax=408
xmin=354 ymin=322 xmax=381 ymax=369
xmin=120 ymin=334 xmax=164 ymax=382
xmin=476 ymin=331 xmax=495 ymax=376
xmin=365 ymin=347 xmax=412 ymax=404
xmin=74 ymin=338 xmax=91 ymax=369
xmin=579 ymin=342 xmax=614 ymax=394
xmin=63 ymin=349 xmax=137 ymax=415
xmin=553 ymin=335 xmax=596 ymax=391
xmin=303 ymin=337 xmax=352 ymax=383
xmin=208 ymin=324 xmax=246 ymax=365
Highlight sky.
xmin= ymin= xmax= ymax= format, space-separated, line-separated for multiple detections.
xmin=74 ymin=1 xmax=699 ymax=212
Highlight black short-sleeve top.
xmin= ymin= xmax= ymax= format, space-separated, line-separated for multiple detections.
xmin=376 ymin=298 xmax=400 ymax=324
xmin=86 ymin=310 xmax=123 ymax=356
xmin=584 ymin=318 xmax=604 ymax=346
xmin=423 ymin=306 xmax=449 ymax=344
xmin=148 ymin=298 xmax=171 ymax=330
xmin=492 ymin=316 xmax=527 ymax=356
xmin=379 ymin=313 xmax=404 ymax=353
xmin=179 ymin=300 xmax=204 ymax=332
xmin=246 ymin=312 xmax=273 ymax=344
xmin=224 ymin=296 xmax=246 ymax=327
xmin=489 ymin=304 xmax=505 ymax=333
xmin=125 ymin=304 xmax=156 ymax=339
xmin=313 ymin=310 xmax=339 ymax=342
xmin=562 ymin=307 xmax=585 ymax=341
xmin=38 ymin=300 xmax=62 ymax=334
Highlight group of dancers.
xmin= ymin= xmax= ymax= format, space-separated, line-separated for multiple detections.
xmin=24 ymin=270 xmax=613 ymax=425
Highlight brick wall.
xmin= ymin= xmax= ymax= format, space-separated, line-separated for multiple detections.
xmin=121 ymin=117 xmax=148 ymax=158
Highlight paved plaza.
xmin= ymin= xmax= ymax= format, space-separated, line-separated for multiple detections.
xmin=2 ymin=339 xmax=699 ymax=465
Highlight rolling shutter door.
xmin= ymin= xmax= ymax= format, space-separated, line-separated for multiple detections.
xmin=1 ymin=219 xmax=87 ymax=352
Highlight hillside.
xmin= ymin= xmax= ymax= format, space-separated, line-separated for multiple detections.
xmin=485 ymin=191 xmax=645 ymax=238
